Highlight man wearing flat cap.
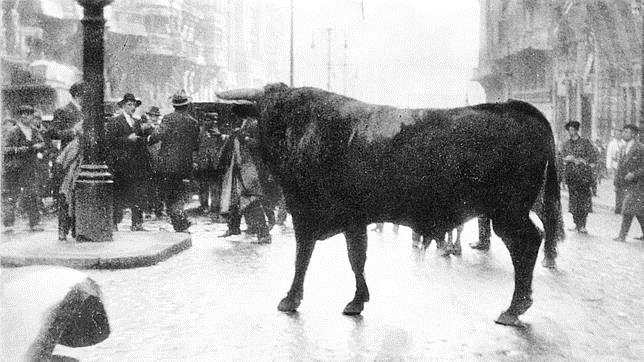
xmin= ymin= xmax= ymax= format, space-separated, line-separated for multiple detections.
xmin=105 ymin=93 xmax=153 ymax=231
xmin=147 ymin=90 xmax=199 ymax=232
xmin=561 ymin=121 xmax=597 ymax=234
xmin=613 ymin=124 xmax=644 ymax=242
xmin=2 ymin=105 xmax=46 ymax=231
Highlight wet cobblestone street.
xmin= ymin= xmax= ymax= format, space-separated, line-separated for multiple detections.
xmin=47 ymin=200 xmax=644 ymax=361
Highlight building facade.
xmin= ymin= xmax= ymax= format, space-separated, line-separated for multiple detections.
xmin=1 ymin=0 xmax=288 ymax=117
xmin=474 ymin=0 xmax=642 ymax=145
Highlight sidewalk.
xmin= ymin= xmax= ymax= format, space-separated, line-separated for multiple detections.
xmin=1 ymin=207 xmax=192 ymax=269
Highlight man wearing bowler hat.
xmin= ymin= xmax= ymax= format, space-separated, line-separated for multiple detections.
xmin=105 ymin=93 xmax=153 ymax=231
xmin=147 ymin=90 xmax=199 ymax=232
xmin=561 ymin=121 xmax=597 ymax=234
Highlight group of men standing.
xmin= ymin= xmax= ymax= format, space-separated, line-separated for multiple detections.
xmin=105 ymin=90 xmax=198 ymax=233
xmin=560 ymin=120 xmax=644 ymax=242
xmin=2 ymin=81 xmax=278 ymax=243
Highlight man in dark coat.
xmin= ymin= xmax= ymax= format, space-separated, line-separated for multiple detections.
xmin=561 ymin=121 xmax=597 ymax=233
xmin=105 ymin=93 xmax=153 ymax=231
xmin=613 ymin=124 xmax=644 ymax=241
xmin=147 ymin=90 xmax=200 ymax=232
xmin=195 ymin=111 xmax=225 ymax=218
xmin=144 ymin=106 xmax=165 ymax=218
xmin=49 ymin=82 xmax=85 ymax=150
xmin=216 ymin=115 xmax=280 ymax=244
xmin=49 ymin=81 xmax=85 ymax=239
xmin=2 ymin=105 xmax=46 ymax=231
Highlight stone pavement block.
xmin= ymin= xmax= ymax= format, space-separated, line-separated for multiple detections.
xmin=0 ymin=231 xmax=191 ymax=269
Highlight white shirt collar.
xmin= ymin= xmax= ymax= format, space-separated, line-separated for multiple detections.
xmin=123 ymin=112 xmax=134 ymax=128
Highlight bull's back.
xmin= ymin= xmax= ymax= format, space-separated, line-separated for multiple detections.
xmin=262 ymin=88 xmax=553 ymax=237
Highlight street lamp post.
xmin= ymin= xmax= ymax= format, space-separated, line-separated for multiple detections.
xmin=633 ymin=0 xmax=644 ymax=127
xmin=74 ymin=0 xmax=114 ymax=242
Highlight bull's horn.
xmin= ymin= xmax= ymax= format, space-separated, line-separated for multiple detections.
xmin=216 ymin=88 xmax=265 ymax=101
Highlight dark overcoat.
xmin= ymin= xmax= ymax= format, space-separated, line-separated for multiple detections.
xmin=2 ymin=123 xmax=44 ymax=188
xmin=105 ymin=114 xmax=153 ymax=204
xmin=148 ymin=110 xmax=200 ymax=178
xmin=49 ymin=102 xmax=82 ymax=150
xmin=615 ymin=141 xmax=644 ymax=215
xmin=561 ymin=136 xmax=597 ymax=215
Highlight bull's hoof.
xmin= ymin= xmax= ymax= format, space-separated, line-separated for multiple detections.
xmin=494 ymin=311 xmax=527 ymax=328
xmin=277 ymin=296 xmax=301 ymax=312
xmin=342 ymin=300 xmax=365 ymax=315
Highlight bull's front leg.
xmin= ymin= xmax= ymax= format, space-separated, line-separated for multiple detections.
xmin=278 ymin=237 xmax=317 ymax=312
xmin=343 ymin=224 xmax=370 ymax=315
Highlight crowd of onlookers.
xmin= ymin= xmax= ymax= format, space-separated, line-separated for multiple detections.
xmin=4 ymin=83 xmax=643 ymax=251
xmin=559 ymin=121 xmax=644 ymax=242
xmin=2 ymin=82 xmax=282 ymax=244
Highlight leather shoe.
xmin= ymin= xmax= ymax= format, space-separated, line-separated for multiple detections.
xmin=219 ymin=229 xmax=241 ymax=238
xmin=469 ymin=240 xmax=490 ymax=251
xmin=253 ymin=235 xmax=272 ymax=244
xmin=130 ymin=225 xmax=149 ymax=232
xmin=613 ymin=236 xmax=626 ymax=242
xmin=29 ymin=226 xmax=44 ymax=232
xmin=578 ymin=227 xmax=588 ymax=234
xmin=541 ymin=256 xmax=556 ymax=269
xmin=635 ymin=236 xmax=644 ymax=240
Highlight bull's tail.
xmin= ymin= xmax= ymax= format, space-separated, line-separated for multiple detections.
xmin=543 ymin=144 xmax=565 ymax=255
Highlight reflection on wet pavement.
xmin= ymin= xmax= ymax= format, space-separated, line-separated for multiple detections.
xmin=46 ymin=210 xmax=644 ymax=360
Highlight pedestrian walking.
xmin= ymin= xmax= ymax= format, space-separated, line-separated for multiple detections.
xmin=561 ymin=121 xmax=597 ymax=234
xmin=613 ymin=124 xmax=644 ymax=242
xmin=2 ymin=105 xmax=46 ymax=232
xmin=105 ymin=93 xmax=153 ymax=231
xmin=147 ymin=90 xmax=200 ymax=232
xmin=607 ymin=130 xmax=625 ymax=213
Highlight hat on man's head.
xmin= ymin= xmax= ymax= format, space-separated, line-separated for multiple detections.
xmin=69 ymin=81 xmax=86 ymax=98
xmin=623 ymin=124 xmax=639 ymax=134
xmin=146 ymin=106 xmax=161 ymax=116
xmin=169 ymin=89 xmax=192 ymax=107
xmin=564 ymin=121 xmax=580 ymax=130
xmin=117 ymin=93 xmax=142 ymax=107
xmin=16 ymin=105 xmax=35 ymax=115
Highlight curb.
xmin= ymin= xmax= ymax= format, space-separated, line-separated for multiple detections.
xmin=1 ymin=231 xmax=192 ymax=270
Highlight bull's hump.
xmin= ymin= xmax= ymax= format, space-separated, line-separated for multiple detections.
xmin=343 ymin=103 xmax=420 ymax=142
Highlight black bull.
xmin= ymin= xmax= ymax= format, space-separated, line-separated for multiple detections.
xmin=217 ymin=83 xmax=564 ymax=326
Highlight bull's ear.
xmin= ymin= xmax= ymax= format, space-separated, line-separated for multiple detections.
xmin=216 ymin=88 xmax=264 ymax=101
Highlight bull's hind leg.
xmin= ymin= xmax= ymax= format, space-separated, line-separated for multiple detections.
xmin=343 ymin=224 xmax=370 ymax=315
xmin=278 ymin=237 xmax=317 ymax=312
xmin=492 ymin=215 xmax=541 ymax=327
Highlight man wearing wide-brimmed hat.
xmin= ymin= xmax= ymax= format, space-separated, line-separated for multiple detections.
xmin=147 ymin=90 xmax=199 ymax=232
xmin=105 ymin=93 xmax=153 ymax=231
